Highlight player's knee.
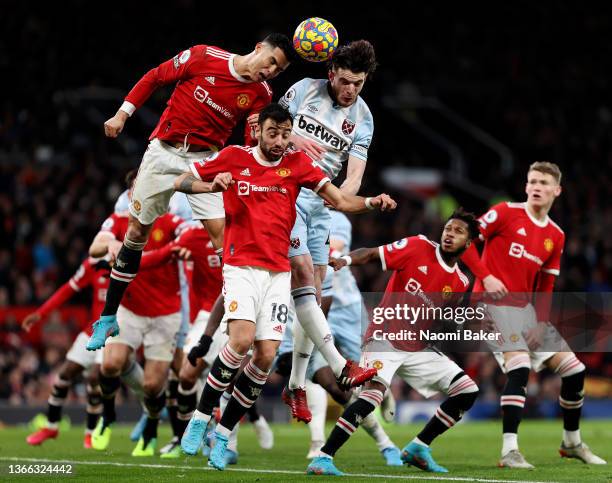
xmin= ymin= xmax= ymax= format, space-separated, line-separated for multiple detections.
xmin=143 ymin=379 xmax=165 ymax=397
xmin=559 ymin=356 xmax=586 ymax=400
xmin=448 ymin=372 xmax=479 ymax=410
xmin=102 ymin=357 xmax=123 ymax=377
xmin=179 ymin=364 xmax=201 ymax=388
xmin=252 ymin=349 xmax=276 ymax=372
xmin=227 ymin=336 xmax=252 ymax=355
xmin=290 ymin=257 xmax=315 ymax=286
xmin=127 ymin=217 xmax=151 ymax=242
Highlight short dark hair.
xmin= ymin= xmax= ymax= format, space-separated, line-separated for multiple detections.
xmin=258 ymin=103 xmax=293 ymax=126
xmin=125 ymin=169 xmax=138 ymax=189
xmin=262 ymin=33 xmax=296 ymax=62
xmin=328 ymin=40 xmax=377 ymax=75
xmin=447 ymin=207 xmax=480 ymax=240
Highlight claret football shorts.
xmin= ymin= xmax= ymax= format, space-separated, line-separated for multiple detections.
xmin=130 ymin=138 xmax=224 ymax=225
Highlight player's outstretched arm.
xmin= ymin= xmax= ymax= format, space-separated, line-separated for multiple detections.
xmin=104 ymin=109 xmax=130 ymax=138
xmin=174 ymin=172 xmax=234 ymax=194
xmin=338 ymin=156 xmax=367 ymax=196
xmin=329 ymin=247 xmax=379 ymax=271
xmin=317 ymin=182 xmax=397 ymax=214
xmin=89 ymin=231 xmax=120 ymax=258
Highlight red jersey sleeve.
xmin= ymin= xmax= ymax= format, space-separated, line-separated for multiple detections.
xmin=478 ymin=202 xmax=511 ymax=240
xmin=296 ymin=155 xmax=330 ymax=192
xmin=124 ymin=45 xmax=209 ymax=110
xmin=379 ymin=236 xmax=420 ymax=271
xmin=542 ymin=232 xmax=564 ymax=276
xmin=189 ymin=149 xmax=229 ymax=181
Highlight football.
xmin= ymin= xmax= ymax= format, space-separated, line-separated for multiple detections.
xmin=293 ymin=17 xmax=338 ymax=62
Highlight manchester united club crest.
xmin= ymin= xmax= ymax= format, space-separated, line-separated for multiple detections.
xmin=276 ymin=167 xmax=291 ymax=177
xmin=237 ymin=93 xmax=251 ymax=108
xmin=372 ymin=360 xmax=384 ymax=370
xmin=132 ymin=200 xmax=142 ymax=214
xmin=152 ymin=228 xmax=164 ymax=242
xmin=342 ymin=118 xmax=355 ymax=135
xmin=290 ymin=237 xmax=300 ymax=249
xmin=229 ymin=300 xmax=238 ymax=312
xmin=442 ymin=285 xmax=453 ymax=300
xmin=544 ymin=238 xmax=554 ymax=252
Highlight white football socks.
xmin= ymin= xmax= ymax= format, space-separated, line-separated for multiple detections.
xmin=502 ymin=433 xmax=519 ymax=456
xmin=289 ymin=319 xmax=315 ymax=390
xmin=563 ymin=429 xmax=581 ymax=447
xmin=121 ymin=358 xmax=144 ymax=400
xmin=305 ymin=380 xmax=327 ymax=444
xmin=292 ymin=290 xmax=346 ymax=378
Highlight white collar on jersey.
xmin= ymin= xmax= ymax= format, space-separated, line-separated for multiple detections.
xmin=228 ymin=55 xmax=250 ymax=83
xmin=435 ymin=245 xmax=458 ymax=273
xmin=522 ymin=202 xmax=549 ymax=227
xmin=254 ymin=146 xmax=282 ymax=167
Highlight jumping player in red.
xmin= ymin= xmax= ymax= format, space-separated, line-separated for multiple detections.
xmin=173 ymin=103 xmax=396 ymax=470
xmin=462 ymin=162 xmax=606 ymax=468
xmin=88 ymin=33 xmax=294 ymax=351
xmin=307 ymin=209 xmax=481 ymax=475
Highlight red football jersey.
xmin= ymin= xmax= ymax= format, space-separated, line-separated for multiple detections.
xmin=473 ymin=202 xmax=565 ymax=304
xmin=124 ymin=45 xmax=272 ymax=149
xmin=101 ymin=212 xmax=183 ymax=316
xmin=364 ymin=235 xmax=470 ymax=351
xmin=191 ymin=145 xmax=329 ymax=272
xmin=174 ymin=225 xmax=222 ymax=317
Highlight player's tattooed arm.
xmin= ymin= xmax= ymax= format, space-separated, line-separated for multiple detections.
xmin=328 ymin=247 xmax=379 ymax=270
xmin=174 ymin=172 xmax=234 ymax=194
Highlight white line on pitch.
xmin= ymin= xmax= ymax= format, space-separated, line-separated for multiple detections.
xmin=0 ymin=457 xmax=559 ymax=483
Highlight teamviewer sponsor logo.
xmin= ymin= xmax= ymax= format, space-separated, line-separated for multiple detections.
xmin=193 ymin=86 xmax=234 ymax=119
xmin=238 ymin=181 xmax=250 ymax=196
xmin=509 ymin=242 xmax=524 ymax=258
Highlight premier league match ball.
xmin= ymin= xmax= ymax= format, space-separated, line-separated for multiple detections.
xmin=293 ymin=17 xmax=339 ymax=63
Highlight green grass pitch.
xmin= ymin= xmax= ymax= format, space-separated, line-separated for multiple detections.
xmin=0 ymin=420 xmax=611 ymax=482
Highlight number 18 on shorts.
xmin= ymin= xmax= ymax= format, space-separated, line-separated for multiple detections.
xmin=222 ymin=264 xmax=291 ymax=341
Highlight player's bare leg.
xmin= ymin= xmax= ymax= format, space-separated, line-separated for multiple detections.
xmin=88 ymin=216 xmax=151 ymax=350
xmin=200 ymin=218 xmax=225 ymax=252
xmin=93 ymin=343 xmax=132 ymax=450
xmin=159 ymin=349 xmax=183 ymax=457
xmin=27 ymin=360 xmax=85 ymax=446
xmin=498 ymin=350 xmax=534 ymax=468
xmin=546 ymin=352 xmax=606 ymax=464
xmin=133 ymin=359 xmax=172 ymax=456
xmin=85 ymin=364 xmax=103 ymax=448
